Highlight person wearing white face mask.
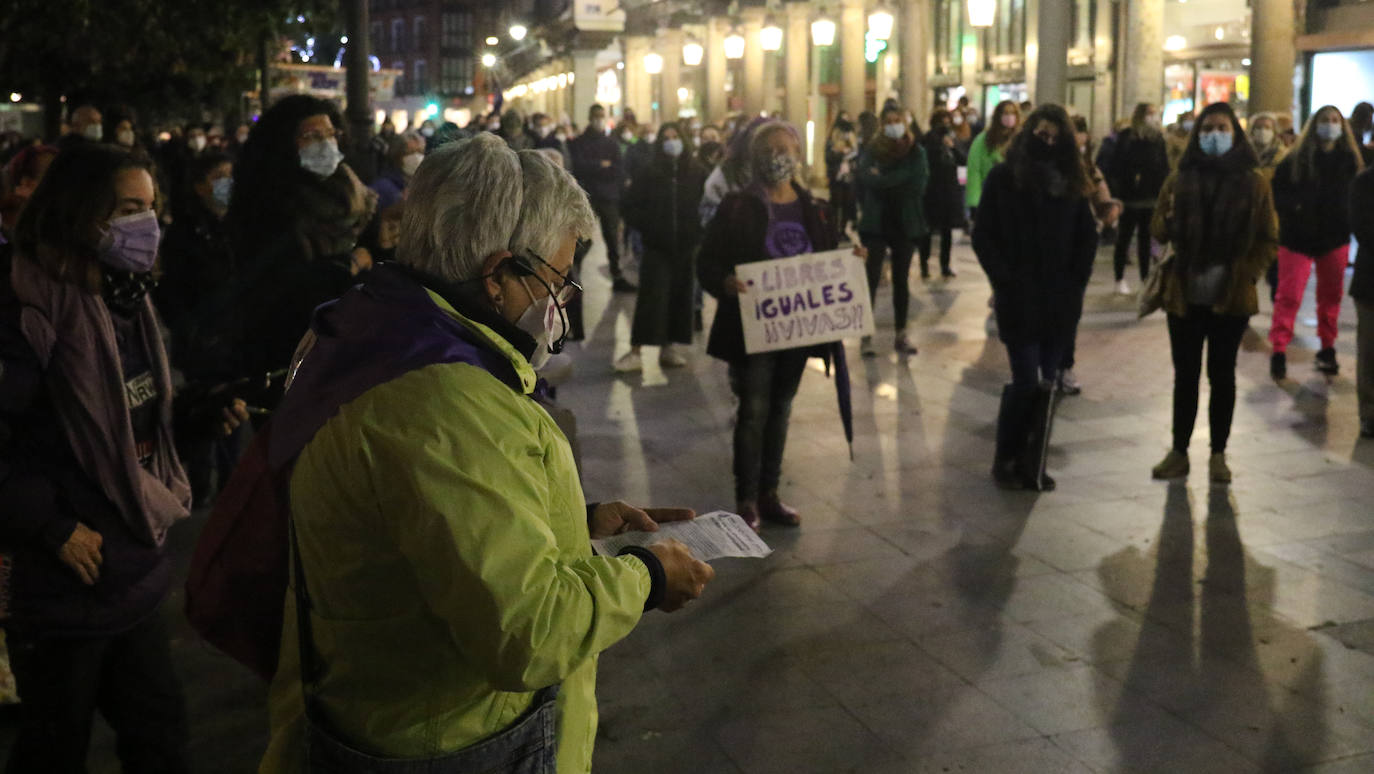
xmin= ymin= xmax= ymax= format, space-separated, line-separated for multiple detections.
xmin=617 ymin=122 xmax=708 ymax=372
xmin=370 ymin=129 xmax=426 ymax=211
xmin=56 ymin=104 xmax=103 ymax=151
xmin=1267 ymin=105 xmax=1366 ymax=380
xmin=855 ymin=105 xmax=930 ymax=357
xmin=1149 ymin=102 xmax=1278 ymax=483
xmin=1249 ymin=112 xmax=1288 ymax=302
xmin=227 ymin=95 xmax=378 ymax=391
xmin=255 ymin=132 xmax=713 ymax=774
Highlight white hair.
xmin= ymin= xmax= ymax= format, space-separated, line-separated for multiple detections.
xmin=396 ymin=133 xmax=597 ymax=282
xmin=509 ymin=150 xmax=597 ymax=262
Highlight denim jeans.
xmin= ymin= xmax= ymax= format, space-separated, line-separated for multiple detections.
xmin=729 ymin=350 xmax=809 ymax=502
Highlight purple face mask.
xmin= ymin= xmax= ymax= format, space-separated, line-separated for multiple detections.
xmin=99 ymin=210 xmax=161 ymax=273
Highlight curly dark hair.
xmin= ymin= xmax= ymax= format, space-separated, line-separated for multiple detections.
xmin=226 ymin=95 xmax=345 ymax=258
xmin=1004 ymin=104 xmax=1093 ymax=198
xmin=13 ymin=143 xmax=155 ymax=291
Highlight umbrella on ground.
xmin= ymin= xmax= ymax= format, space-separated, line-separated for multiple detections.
xmin=829 ymin=341 xmax=854 ymax=460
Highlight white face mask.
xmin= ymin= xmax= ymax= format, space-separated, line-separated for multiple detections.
xmin=420 ymin=126 xmax=435 ymax=138
xmin=299 ymin=138 xmax=345 ymax=178
xmin=401 ymin=152 xmax=424 ymax=176
xmin=554 ymin=131 xmax=568 ymax=142
xmin=190 ymin=135 xmax=207 ymax=152
xmin=951 ymin=113 xmax=964 ymax=126
xmin=1316 ymin=122 xmax=1343 ymax=142
xmin=1252 ymin=127 xmax=1275 ymax=146
xmin=116 ymin=129 xmax=136 ymax=147
xmin=514 ymin=279 xmax=566 ymax=370
xmin=883 ymin=123 xmax=906 ymax=139
xmin=83 ymin=123 xmax=103 ymax=141
xmin=662 ymin=138 xmax=684 ymax=157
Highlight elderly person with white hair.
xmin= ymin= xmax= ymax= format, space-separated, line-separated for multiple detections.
xmin=258 ymin=133 xmax=713 ymax=773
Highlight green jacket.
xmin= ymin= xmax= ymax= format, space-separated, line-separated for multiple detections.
xmin=259 ymin=289 xmax=651 ymax=774
xmin=965 ymin=132 xmax=1005 ymax=208
xmin=855 ymin=142 xmax=930 ymax=240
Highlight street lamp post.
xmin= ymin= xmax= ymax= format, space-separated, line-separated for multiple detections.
xmin=811 ymin=16 xmax=836 ymax=179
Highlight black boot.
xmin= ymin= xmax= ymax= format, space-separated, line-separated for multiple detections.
xmin=1270 ymin=351 xmax=1286 ymax=380
xmin=1020 ymin=380 xmax=1059 ymax=492
xmin=1315 ymin=347 xmax=1339 ymax=375
xmin=993 ymin=384 xmax=1035 ymax=487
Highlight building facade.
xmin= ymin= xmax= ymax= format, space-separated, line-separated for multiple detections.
xmin=368 ymin=0 xmax=481 ymax=130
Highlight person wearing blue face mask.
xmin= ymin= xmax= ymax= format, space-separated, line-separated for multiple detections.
xmin=1267 ymin=106 xmax=1366 ymax=380
xmin=617 ymin=121 xmax=707 ymax=372
xmin=226 ymin=95 xmax=379 ymax=399
xmin=1149 ymin=101 xmax=1278 ymax=484
xmin=0 ymin=143 xmax=245 ymax=772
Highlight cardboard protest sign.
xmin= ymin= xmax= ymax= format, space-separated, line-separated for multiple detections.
xmin=735 ymin=249 xmax=875 ymax=354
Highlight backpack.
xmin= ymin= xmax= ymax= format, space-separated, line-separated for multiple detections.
xmin=184 ymin=420 xmax=291 ymax=680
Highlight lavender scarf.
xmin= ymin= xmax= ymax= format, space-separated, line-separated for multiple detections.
xmin=10 ymin=256 xmax=190 ymax=547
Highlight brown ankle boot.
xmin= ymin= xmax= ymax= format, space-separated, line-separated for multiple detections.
xmin=758 ymin=492 xmax=801 ymax=527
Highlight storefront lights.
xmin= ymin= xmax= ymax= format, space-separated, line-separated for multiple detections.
xmin=509 ymin=24 xmax=527 ymax=42
xmin=760 ymin=22 xmax=783 ymax=52
xmin=967 ymin=0 xmax=996 ymax=28
xmin=811 ymin=18 xmax=836 ymax=47
xmin=724 ymin=30 xmax=746 ymax=60
xmin=1164 ymin=35 xmax=1187 ymax=52
xmin=683 ymin=40 xmax=704 ymax=67
xmin=868 ymin=8 xmax=894 ymax=40
xmin=644 ymin=52 xmax=664 ymax=75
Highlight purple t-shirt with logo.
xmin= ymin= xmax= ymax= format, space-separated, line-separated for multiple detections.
xmin=764 ymin=199 xmax=812 ymax=259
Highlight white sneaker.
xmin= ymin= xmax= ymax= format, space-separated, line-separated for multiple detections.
xmin=658 ymin=347 xmax=688 ymax=368
xmin=1059 ymin=369 xmax=1081 ymax=396
xmin=613 ymin=351 xmax=643 ymax=373
xmin=1115 ymin=279 xmax=1131 ymax=295
xmin=860 ymin=335 xmax=877 ymax=357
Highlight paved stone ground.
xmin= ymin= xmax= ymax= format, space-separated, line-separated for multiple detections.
xmin=9 ymin=235 xmax=1372 ymax=772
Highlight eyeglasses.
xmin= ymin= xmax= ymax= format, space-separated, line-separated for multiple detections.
xmin=297 ymin=129 xmax=344 ymax=145
xmin=517 ymin=249 xmax=582 ymax=307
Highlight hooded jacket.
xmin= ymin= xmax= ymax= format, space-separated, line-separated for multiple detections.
xmin=258 ymin=264 xmax=653 ymax=774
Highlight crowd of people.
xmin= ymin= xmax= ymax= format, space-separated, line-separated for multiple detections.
xmin=0 ymin=88 xmax=1371 ymax=771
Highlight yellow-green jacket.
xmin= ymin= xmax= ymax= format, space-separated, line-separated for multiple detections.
xmin=258 ymin=267 xmax=652 ymax=773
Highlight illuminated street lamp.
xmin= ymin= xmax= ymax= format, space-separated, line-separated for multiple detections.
xmin=811 ymin=17 xmax=836 ymax=47
xmin=868 ymin=6 xmax=894 ymax=40
xmin=724 ymin=29 xmax=746 ymax=60
xmin=481 ymin=53 xmax=497 ymax=68
xmin=968 ymin=0 xmax=995 ymax=28
xmin=509 ymin=24 xmax=527 ymax=41
xmin=644 ymin=52 xmax=664 ymax=75
xmin=485 ymin=36 xmax=499 ymax=46
xmin=760 ymin=21 xmax=783 ymax=52
xmin=683 ymin=39 xmax=704 ymax=66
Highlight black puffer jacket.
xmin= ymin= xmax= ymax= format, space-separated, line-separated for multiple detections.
xmin=972 ymin=164 xmax=1099 ymax=346
xmin=1272 ymin=148 xmax=1361 ymax=257
xmin=0 ymin=247 xmax=171 ymax=637
xmin=622 ymin=153 xmax=707 ymax=255
xmin=1105 ymin=128 xmax=1169 ymax=207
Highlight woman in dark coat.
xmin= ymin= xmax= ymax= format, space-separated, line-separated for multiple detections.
xmin=854 ymin=105 xmax=929 ymax=358
xmin=1352 ymin=165 xmax=1374 ymax=439
xmin=617 ymin=122 xmax=707 ymax=371
xmin=1103 ymin=103 xmax=1169 ymax=294
xmin=0 ymin=144 xmax=243 ymax=772
xmin=919 ymin=123 xmax=964 ymax=280
xmin=1149 ymin=102 xmax=1278 ymax=484
xmin=973 ymin=104 xmax=1099 ymax=491
xmin=226 ymin=95 xmax=378 ymax=394
xmin=699 ymin=121 xmax=839 ymax=530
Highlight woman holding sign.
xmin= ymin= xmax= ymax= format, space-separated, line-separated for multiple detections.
xmin=973 ymin=104 xmax=1099 ymax=492
xmin=699 ymin=121 xmax=840 ymax=531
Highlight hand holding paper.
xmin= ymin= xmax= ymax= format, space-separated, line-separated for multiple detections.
xmin=593 ymin=512 xmax=773 ymax=562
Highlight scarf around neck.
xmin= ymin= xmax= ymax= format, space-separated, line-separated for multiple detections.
xmin=10 ymin=256 xmax=190 ymax=546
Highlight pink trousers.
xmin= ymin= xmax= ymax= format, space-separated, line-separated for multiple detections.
xmin=1269 ymin=244 xmax=1349 ymax=353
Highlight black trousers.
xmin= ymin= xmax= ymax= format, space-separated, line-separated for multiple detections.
xmin=729 ymin=350 xmax=809 ymax=503
xmin=1114 ymin=207 xmax=1154 ymax=282
xmin=862 ymin=232 xmax=916 ymax=330
xmin=1166 ymin=307 xmax=1249 ymax=454
xmin=588 ymin=197 xmax=623 ymax=277
xmin=6 ymin=613 xmax=190 ymax=774
xmin=917 ymin=226 xmax=953 ymax=274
